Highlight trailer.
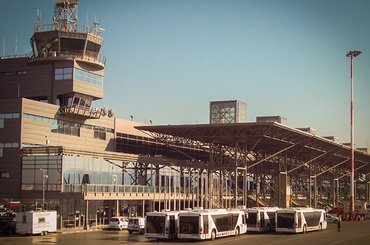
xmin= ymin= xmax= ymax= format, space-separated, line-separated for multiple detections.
xmin=16 ymin=211 xmax=57 ymax=235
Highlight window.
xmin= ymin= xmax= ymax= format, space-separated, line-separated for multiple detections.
xmin=55 ymin=67 xmax=73 ymax=80
xmin=16 ymin=70 xmax=27 ymax=75
xmin=0 ymin=171 xmax=10 ymax=178
xmin=55 ymin=120 xmax=80 ymax=136
xmin=93 ymin=126 xmax=106 ymax=140
xmin=74 ymin=68 xmax=103 ymax=87
xmin=0 ymin=113 xmax=19 ymax=119
xmin=0 ymin=119 xmax=3 ymax=128
xmin=0 ymin=149 xmax=2 ymax=158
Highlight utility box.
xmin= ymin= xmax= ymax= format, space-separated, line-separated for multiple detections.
xmin=209 ymin=100 xmax=247 ymax=124
xmin=16 ymin=211 xmax=57 ymax=235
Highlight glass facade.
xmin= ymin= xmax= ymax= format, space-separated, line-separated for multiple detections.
xmin=23 ymin=113 xmax=113 ymax=139
xmin=21 ymin=155 xmax=62 ymax=191
xmin=21 ymin=153 xmax=190 ymax=192
xmin=54 ymin=67 xmax=103 ymax=87
xmin=63 ymin=156 xmax=123 ymax=185
xmin=74 ymin=68 xmax=103 ymax=87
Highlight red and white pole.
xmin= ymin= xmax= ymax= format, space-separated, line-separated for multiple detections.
xmin=346 ymin=50 xmax=361 ymax=221
xmin=350 ymin=54 xmax=355 ymax=221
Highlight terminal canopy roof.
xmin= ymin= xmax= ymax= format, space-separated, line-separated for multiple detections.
xmin=136 ymin=122 xmax=370 ymax=175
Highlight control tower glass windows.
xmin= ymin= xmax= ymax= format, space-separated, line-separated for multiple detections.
xmin=60 ymin=38 xmax=85 ymax=54
xmin=74 ymin=68 xmax=103 ymax=87
xmin=55 ymin=68 xmax=72 ymax=80
xmin=86 ymin=41 xmax=101 ymax=53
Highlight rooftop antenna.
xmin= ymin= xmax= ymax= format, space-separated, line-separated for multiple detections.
xmin=85 ymin=10 xmax=88 ymax=26
xmin=53 ymin=0 xmax=79 ymax=32
xmin=14 ymin=35 xmax=18 ymax=55
xmin=2 ymin=37 xmax=5 ymax=57
xmin=35 ymin=9 xmax=41 ymax=32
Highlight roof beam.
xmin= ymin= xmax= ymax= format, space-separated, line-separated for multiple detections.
xmin=315 ymin=158 xmax=349 ymax=177
xmin=248 ymin=138 xmax=308 ymax=169
xmin=287 ymin=149 xmax=336 ymax=174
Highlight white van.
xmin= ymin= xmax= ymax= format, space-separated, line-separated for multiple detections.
xmin=108 ymin=216 xmax=128 ymax=230
xmin=127 ymin=217 xmax=145 ymax=234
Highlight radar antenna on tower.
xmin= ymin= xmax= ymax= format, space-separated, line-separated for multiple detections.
xmin=53 ymin=0 xmax=79 ymax=32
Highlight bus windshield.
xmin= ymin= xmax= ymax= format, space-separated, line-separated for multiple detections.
xmin=277 ymin=213 xmax=295 ymax=228
xmin=146 ymin=215 xmax=165 ymax=234
xmin=179 ymin=216 xmax=199 ymax=234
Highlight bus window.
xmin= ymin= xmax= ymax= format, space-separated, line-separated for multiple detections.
xmin=146 ymin=215 xmax=165 ymax=234
xmin=179 ymin=216 xmax=199 ymax=234
xmin=277 ymin=212 xmax=295 ymax=228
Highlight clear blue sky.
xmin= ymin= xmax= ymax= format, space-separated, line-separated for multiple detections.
xmin=1 ymin=0 xmax=369 ymax=147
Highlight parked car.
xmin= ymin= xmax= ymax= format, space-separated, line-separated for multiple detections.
xmin=326 ymin=214 xmax=339 ymax=223
xmin=127 ymin=217 xmax=145 ymax=234
xmin=0 ymin=216 xmax=16 ymax=235
xmin=108 ymin=217 xmax=128 ymax=230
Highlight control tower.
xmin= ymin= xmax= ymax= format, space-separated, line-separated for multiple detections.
xmin=26 ymin=0 xmax=106 ymax=118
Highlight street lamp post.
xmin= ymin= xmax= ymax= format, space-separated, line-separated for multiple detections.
xmin=346 ymin=50 xmax=361 ymax=220
xmin=40 ymin=168 xmax=48 ymax=210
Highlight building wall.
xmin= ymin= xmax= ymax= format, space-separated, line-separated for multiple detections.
xmin=22 ymin=98 xmax=115 ymax=152
xmin=0 ymin=97 xmax=119 ymax=199
xmin=0 ymin=99 xmax=22 ymax=198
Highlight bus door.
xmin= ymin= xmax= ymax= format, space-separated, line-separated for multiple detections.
xmin=203 ymin=215 xmax=209 ymax=235
xmin=169 ymin=215 xmax=176 ymax=236
xmin=260 ymin=212 xmax=265 ymax=228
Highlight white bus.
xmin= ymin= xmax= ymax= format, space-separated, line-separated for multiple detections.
xmin=145 ymin=210 xmax=184 ymax=239
xmin=178 ymin=209 xmax=247 ymax=240
xmin=244 ymin=207 xmax=280 ymax=232
xmin=276 ymin=208 xmax=327 ymax=233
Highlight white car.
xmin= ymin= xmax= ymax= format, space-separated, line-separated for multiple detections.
xmin=326 ymin=214 xmax=339 ymax=223
xmin=127 ymin=217 xmax=145 ymax=234
xmin=108 ymin=217 xmax=128 ymax=230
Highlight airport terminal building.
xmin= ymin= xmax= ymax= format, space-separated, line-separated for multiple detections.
xmin=1 ymin=1 xmax=369 ymax=229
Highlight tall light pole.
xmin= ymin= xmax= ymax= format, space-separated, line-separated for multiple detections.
xmin=346 ymin=50 xmax=361 ymax=220
xmin=40 ymin=168 xmax=48 ymax=210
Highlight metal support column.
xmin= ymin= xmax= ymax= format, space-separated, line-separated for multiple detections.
xmin=84 ymin=200 xmax=89 ymax=230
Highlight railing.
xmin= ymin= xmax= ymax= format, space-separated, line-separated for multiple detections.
xmin=31 ymin=50 xmax=106 ymax=66
xmin=35 ymin=24 xmax=103 ymax=36
xmin=63 ymin=184 xmax=199 ymax=195
xmin=59 ymin=106 xmax=101 ymax=119
xmin=0 ymin=53 xmax=29 ymax=59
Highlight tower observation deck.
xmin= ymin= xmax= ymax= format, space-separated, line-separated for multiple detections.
xmin=30 ymin=0 xmax=106 ymax=68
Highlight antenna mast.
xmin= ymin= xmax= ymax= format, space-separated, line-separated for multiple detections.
xmin=53 ymin=0 xmax=79 ymax=32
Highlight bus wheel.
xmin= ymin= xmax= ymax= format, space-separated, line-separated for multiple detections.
xmin=235 ymin=227 xmax=240 ymax=236
xmin=303 ymin=225 xmax=307 ymax=234
xmin=211 ymin=230 xmax=216 ymax=240
xmin=319 ymin=223 xmax=322 ymax=231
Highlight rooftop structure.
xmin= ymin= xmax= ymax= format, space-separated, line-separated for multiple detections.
xmin=209 ymin=100 xmax=247 ymax=124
